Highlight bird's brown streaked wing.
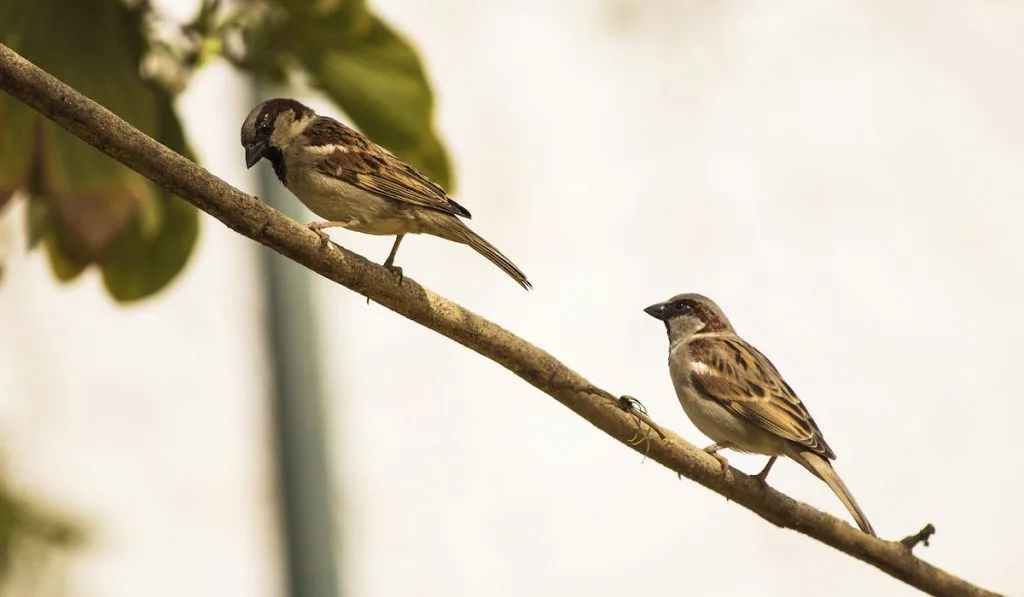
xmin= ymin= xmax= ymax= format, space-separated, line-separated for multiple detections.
xmin=688 ymin=336 xmax=836 ymax=459
xmin=306 ymin=117 xmax=471 ymax=219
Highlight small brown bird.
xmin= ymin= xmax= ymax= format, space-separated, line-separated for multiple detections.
xmin=645 ymin=293 xmax=875 ymax=535
xmin=240 ymin=98 xmax=530 ymax=289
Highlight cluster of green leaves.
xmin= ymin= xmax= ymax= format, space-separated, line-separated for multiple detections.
xmin=0 ymin=0 xmax=451 ymax=301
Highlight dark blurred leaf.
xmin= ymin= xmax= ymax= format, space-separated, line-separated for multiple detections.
xmin=248 ymin=1 xmax=454 ymax=189
xmin=100 ymin=90 xmax=200 ymax=302
xmin=0 ymin=96 xmax=35 ymax=211
xmin=39 ymin=122 xmax=151 ymax=253
xmin=0 ymin=474 xmax=82 ymax=584
xmin=100 ymin=188 xmax=198 ymax=301
xmin=0 ymin=0 xmax=156 ymax=256
xmin=0 ymin=0 xmax=200 ymax=300
xmin=44 ymin=234 xmax=87 ymax=282
xmin=25 ymin=194 xmax=49 ymax=249
xmin=259 ymin=0 xmax=371 ymax=48
xmin=310 ymin=13 xmax=452 ymax=188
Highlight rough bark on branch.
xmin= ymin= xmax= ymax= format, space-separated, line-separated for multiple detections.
xmin=0 ymin=43 xmax=1003 ymax=597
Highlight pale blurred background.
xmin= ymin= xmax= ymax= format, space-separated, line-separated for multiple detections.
xmin=1 ymin=0 xmax=1022 ymax=596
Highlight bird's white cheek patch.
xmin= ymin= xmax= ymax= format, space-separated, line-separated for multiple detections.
xmin=307 ymin=144 xmax=347 ymax=155
xmin=691 ymin=361 xmax=715 ymax=375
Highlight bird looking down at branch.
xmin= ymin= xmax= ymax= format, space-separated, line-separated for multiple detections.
xmin=241 ymin=98 xmax=531 ymax=289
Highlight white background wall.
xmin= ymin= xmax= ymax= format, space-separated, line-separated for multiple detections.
xmin=0 ymin=0 xmax=1021 ymax=596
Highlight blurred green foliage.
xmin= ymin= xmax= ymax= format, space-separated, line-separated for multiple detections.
xmin=0 ymin=0 xmax=452 ymax=301
xmin=0 ymin=472 xmax=82 ymax=592
xmin=0 ymin=0 xmax=200 ymax=301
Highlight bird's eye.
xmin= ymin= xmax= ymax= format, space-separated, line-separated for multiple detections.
xmin=673 ymin=300 xmax=687 ymax=311
xmin=258 ymin=120 xmax=272 ymax=134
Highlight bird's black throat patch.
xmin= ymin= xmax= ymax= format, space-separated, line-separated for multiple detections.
xmin=263 ymin=145 xmax=287 ymax=183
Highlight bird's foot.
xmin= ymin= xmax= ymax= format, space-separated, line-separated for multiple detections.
xmin=306 ymin=222 xmax=331 ymax=249
xmin=703 ymin=443 xmax=731 ymax=475
xmin=708 ymin=451 xmax=729 ymax=474
xmin=366 ymin=263 xmax=404 ymax=306
xmin=384 ymin=263 xmax=404 ymax=285
xmin=365 ymin=262 xmax=404 ymax=306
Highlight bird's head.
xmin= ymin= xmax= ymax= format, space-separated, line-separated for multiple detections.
xmin=240 ymin=98 xmax=315 ymax=168
xmin=644 ymin=293 xmax=735 ymax=341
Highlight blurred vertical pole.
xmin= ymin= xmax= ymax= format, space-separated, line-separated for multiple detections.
xmin=253 ymin=86 xmax=341 ymax=597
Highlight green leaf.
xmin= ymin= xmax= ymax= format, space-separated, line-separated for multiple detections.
xmin=0 ymin=0 xmax=200 ymax=300
xmin=249 ymin=1 xmax=454 ymax=189
xmin=267 ymin=0 xmax=370 ymax=41
xmin=38 ymin=121 xmax=153 ymax=254
xmin=0 ymin=0 xmax=157 ymax=255
xmin=43 ymin=235 xmax=87 ymax=282
xmin=26 ymin=194 xmax=52 ymax=249
xmin=0 ymin=96 xmax=36 ymax=210
xmin=100 ymin=89 xmax=199 ymax=302
xmin=312 ymin=14 xmax=453 ymax=188
xmin=100 ymin=189 xmax=198 ymax=301
xmin=0 ymin=0 xmax=44 ymax=212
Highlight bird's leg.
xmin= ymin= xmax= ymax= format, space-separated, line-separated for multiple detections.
xmin=307 ymin=221 xmax=347 ymax=249
xmin=703 ymin=443 xmax=733 ymax=474
xmin=754 ymin=456 xmax=778 ymax=484
xmin=382 ymin=234 xmax=405 ymax=283
xmin=366 ymin=235 xmax=406 ymax=306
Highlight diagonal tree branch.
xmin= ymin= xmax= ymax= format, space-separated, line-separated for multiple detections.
xmin=0 ymin=43 xmax=1003 ymax=597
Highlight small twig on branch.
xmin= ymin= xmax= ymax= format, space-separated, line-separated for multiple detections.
xmin=0 ymin=43 xmax=1004 ymax=597
xmin=901 ymin=524 xmax=937 ymax=551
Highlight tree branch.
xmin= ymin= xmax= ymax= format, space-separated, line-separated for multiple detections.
xmin=0 ymin=43 xmax=1003 ymax=597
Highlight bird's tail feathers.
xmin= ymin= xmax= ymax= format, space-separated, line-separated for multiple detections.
xmin=791 ymin=449 xmax=876 ymax=536
xmin=434 ymin=217 xmax=531 ymax=290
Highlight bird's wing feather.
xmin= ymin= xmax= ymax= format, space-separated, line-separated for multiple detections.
xmin=304 ymin=117 xmax=470 ymax=218
xmin=688 ymin=336 xmax=836 ymax=459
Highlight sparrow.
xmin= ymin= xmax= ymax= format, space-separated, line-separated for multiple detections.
xmin=240 ymin=98 xmax=531 ymax=289
xmin=644 ymin=293 xmax=875 ymax=535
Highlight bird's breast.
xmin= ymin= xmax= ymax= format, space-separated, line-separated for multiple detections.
xmin=667 ymin=347 xmax=786 ymax=456
xmin=283 ymin=165 xmax=419 ymax=236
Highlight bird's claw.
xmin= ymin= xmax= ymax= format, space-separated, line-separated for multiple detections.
xmin=384 ymin=263 xmax=404 ymax=285
xmin=710 ymin=452 xmax=729 ymax=474
xmin=703 ymin=444 xmax=730 ymax=475
xmin=365 ymin=263 xmax=403 ymax=306
xmin=307 ymin=224 xmax=330 ymax=249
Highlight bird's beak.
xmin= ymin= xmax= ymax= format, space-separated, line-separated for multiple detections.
xmin=644 ymin=302 xmax=668 ymax=321
xmin=244 ymin=140 xmax=268 ymax=169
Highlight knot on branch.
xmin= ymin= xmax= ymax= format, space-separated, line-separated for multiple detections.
xmin=900 ymin=523 xmax=936 ymax=551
